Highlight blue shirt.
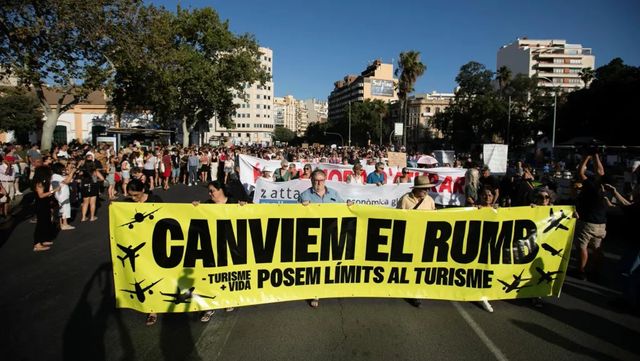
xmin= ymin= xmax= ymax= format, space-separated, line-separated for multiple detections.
xmin=298 ymin=186 xmax=344 ymax=203
xmin=367 ymin=171 xmax=385 ymax=184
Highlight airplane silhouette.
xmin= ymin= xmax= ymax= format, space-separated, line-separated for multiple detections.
xmin=120 ymin=278 xmax=163 ymax=302
xmin=116 ymin=242 xmax=145 ymax=271
xmin=535 ymin=267 xmax=562 ymax=284
xmin=120 ymin=208 xmax=161 ymax=229
xmin=160 ymin=287 xmax=217 ymax=305
xmin=541 ymin=243 xmax=563 ymax=257
xmin=498 ymin=269 xmax=531 ymax=293
xmin=543 ymin=208 xmax=570 ymax=233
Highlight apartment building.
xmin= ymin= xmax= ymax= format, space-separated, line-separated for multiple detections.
xmin=328 ymin=60 xmax=398 ymax=123
xmin=497 ymin=38 xmax=595 ymax=91
xmin=304 ymin=98 xmax=328 ymax=125
xmin=206 ymin=47 xmax=275 ymax=146
xmin=389 ymin=91 xmax=454 ymax=145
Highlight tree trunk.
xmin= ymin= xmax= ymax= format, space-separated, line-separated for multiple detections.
xmin=181 ymin=116 xmax=190 ymax=146
xmin=41 ymin=110 xmax=60 ymax=152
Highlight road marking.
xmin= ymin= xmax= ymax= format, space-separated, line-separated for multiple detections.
xmin=452 ymin=302 xmax=509 ymax=361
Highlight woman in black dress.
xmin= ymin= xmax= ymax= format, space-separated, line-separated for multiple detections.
xmin=32 ymin=165 xmax=60 ymax=252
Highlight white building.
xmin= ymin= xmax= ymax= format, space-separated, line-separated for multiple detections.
xmin=206 ymin=47 xmax=275 ymax=146
xmin=497 ymin=38 xmax=595 ymax=91
xmin=304 ymin=98 xmax=328 ymax=125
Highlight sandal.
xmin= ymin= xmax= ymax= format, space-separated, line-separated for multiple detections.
xmin=200 ymin=310 xmax=215 ymax=322
xmin=90 ymin=217 xmax=98 ymax=222
xmin=145 ymin=313 xmax=157 ymax=326
xmin=33 ymin=244 xmax=50 ymax=252
xmin=225 ymin=307 xmax=235 ymax=312
xmin=309 ymin=299 xmax=319 ymax=308
xmin=42 ymin=241 xmax=54 ymax=246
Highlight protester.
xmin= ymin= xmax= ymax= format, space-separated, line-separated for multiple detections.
xmin=298 ymin=164 xmax=312 ymax=180
xmin=32 ymin=165 xmax=60 ymax=252
xmin=51 ymin=162 xmax=76 ymax=230
xmin=142 ymin=151 xmax=157 ymax=191
xmin=78 ymin=153 xmax=104 ymax=222
xmin=573 ymin=153 xmax=607 ymax=281
xmin=367 ymin=161 xmax=386 ymax=186
xmin=476 ymin=185 xmax=497 ymax=312
xmin=479 ymin=165 xmax=500 ymax=205
xmin=193 ymin=180 xmax=246 ymax=321
xmin=187 ymin=150 xmax=200 ymax=186
xmin=395 ymin=167 xmax=411 ymax=184
xmin=464 ymin=168 xmax=479 ymax=206
xmin=345 ymin=163 xmax=365 ymax=184
xmin=299 ymin=169 xmax=350 ymax=308
xmin=397 ymin=175 xmax=436 ymax=308
xmin=0 ymin=155 xmax=16 ymax=217
xmin=274 ymin=159 xmax=292 ymax=182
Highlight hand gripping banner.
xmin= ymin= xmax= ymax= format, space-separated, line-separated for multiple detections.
xmin=109 ymin=203 xmax=575 ymax=313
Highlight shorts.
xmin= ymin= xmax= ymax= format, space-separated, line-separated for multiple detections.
xmin=224 ymin=167 xmax=233 ymax=174
xmin=58 ymin=199 xmax=71 ymax=219
xmin=172 ymin=167 xmax=180 ymax=178
xmin=1 ymin=181 xmax=15 ymax=199
xmin=143 ymin=169 xmax=155 ymax=179
xmin=121 ymin=170 xmax=130 ymax=180
xmin=574 ymin=220 xmax=606 ymax=250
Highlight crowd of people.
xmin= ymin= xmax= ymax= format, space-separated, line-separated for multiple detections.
xmin=1 ymin=140 xmax=638 ymax=320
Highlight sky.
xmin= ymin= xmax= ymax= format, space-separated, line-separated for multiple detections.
xmin=151 ymin=0 xmax=640 ymax=100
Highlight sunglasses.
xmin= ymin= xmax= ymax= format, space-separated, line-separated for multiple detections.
xmin=538 ymin=194 xmax=550 ymax=199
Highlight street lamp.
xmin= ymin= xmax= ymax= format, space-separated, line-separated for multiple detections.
xmin=348 ymin=101 xmax=352 ymax=147
xmin=504 ymin=87 xmax=514 ymax=145
xmin=324 ymin=131 xmax=344 ymax=146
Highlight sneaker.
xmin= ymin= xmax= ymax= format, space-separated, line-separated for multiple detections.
xmin=480 ymin=298 xmax=493 ymax=313
xmin=200 ymin=310 xmax=215 ymax=322
xmin=407 ymin=298 xmax=422 ymax=308
xmin=15 ymin=191 xmax=23 ymax=196
xmin=188 ymin=183 xmax=192 ymax=187
xmin=61 ymin=225 xmax=75 ymax=230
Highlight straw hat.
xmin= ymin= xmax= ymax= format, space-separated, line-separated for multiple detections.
xmin=412 ymin=175 xmax=436 ymax=188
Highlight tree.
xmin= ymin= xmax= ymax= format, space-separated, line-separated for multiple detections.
xmin=496 ymin=66 xmax=512 ymax=95
xmin=107 ymin=6 xmax=270 ymax=146
xmin=0 ymin=0 xmax=141 ymax=150
xmin=273 ymin=126 xmax=295 ymax=143
xmin=558 ymin=58 xmax=640 ymax=145
xmin=579 ymin=67 xmax=595 ymax=89
xmin=396 ymin=51 xmax=426 ymax=147
xmin=0 ymin=86 xmax=42 ymax=136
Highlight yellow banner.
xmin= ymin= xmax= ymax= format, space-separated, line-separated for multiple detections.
xmin=109 ymin=203 xmax=575 ymax=313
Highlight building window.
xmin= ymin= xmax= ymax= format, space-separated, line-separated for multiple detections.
xmin=246 ymin=133 xmax=250 ymax=138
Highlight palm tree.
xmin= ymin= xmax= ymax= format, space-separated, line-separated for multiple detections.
xmin=369 ymin=99 xmax=388 ymax=145
xmin=579 ymin=67 xmax=595 ymax=88
xmin=395 ymin=51 xmax=426 ymax=148
xmin=496 ymin=66 xmax=512 ymax=95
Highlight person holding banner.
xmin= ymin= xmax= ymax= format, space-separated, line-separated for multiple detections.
xmin=476 ymin=186 xmax=497 ymax=312
xmin=367 ymin=162 xmax=386 ymax=186
xmin=397 ymin=175 xmax=436 ymax=308
xmin=193 ymin=180 xmax=246 ymax=321
xmin=299 ymin=169 xmax=350 ymax=307
xmin=345 ymin=163 xmax=365 ymax=184
xmin=274 ymin=159 xmax=292 ymax=182
xmin=123 ymin=179 xmax=164 ymax=326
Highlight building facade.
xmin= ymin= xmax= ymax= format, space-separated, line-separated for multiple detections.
xmin=206 ymin=47 xmax=275 ymax=146
xmin=328 ymin=60 xmax=398 ymax=123
xmin=304 ymin=98 xmax=328 ymax=125
xmin=497 ymin=38 xmax=595 ymax=91
xmin=389 ymin=92 xmax=454 ymax=147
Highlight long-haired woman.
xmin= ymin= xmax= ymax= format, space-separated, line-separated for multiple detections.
xmin=32 ymin=165 xmax=60 ymax=251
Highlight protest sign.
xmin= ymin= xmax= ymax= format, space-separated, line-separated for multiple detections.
xmin=483 ymin=144 xmax=508 ymax=174
xmin=239 ymin=155 xmax=466 ymax=205
xmin=110 ymin=203 xmax=575 ymax=313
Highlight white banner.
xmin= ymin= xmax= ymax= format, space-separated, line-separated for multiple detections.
xmin=253 ymin=178 xmax=412 ymax=207
xmin=240 ymin=155 xmax=467 ymax=206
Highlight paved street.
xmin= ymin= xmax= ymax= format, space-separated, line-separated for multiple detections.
xmin=1 ymin=184 xmax=639 ymax=361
